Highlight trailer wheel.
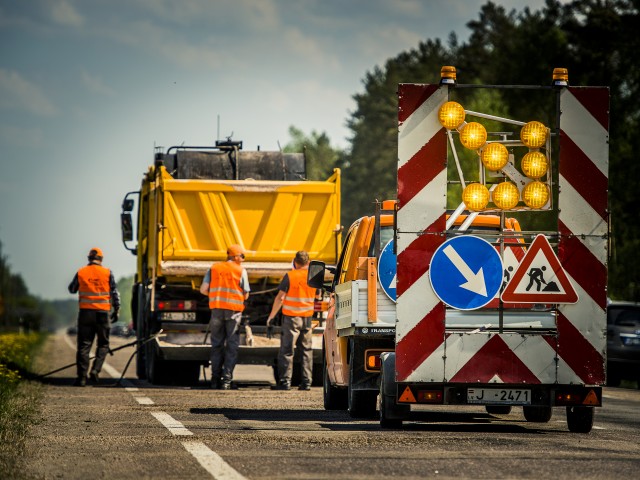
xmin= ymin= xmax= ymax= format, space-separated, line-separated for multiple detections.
xmin=523 ymin=405 xmax=553 ymax=423
xmin=566 ymin=406 xmax=594 ymax=433
xmin=323 ymin=348 xmax=347 ymax=410
xmin=486 ymin=405 xmax=512 ymax=415
xmin=379 ymin=353 xmax=409 ymax=429
xmin=379 ymin=392 xmax=403 ymax=429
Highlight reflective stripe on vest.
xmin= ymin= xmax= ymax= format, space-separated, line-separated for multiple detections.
xmin=282 ymin=268 xmax=316 ymax=317
xmin=208 ymin=261 xmax=245 ymax=312
xmin=77 ymin=264 xmax=111 ymax=311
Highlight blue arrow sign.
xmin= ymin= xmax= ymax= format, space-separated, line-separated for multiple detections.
xmin=378 ymin=239 xmax=397 ymax=302
xmin=429 ymin=235 xmax=503 ymax=310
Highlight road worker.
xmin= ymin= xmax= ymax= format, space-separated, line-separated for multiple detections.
xmin=266 ymin=251 xmax=318 ymax=391
xmin=200 ymin=244 xmax=250 ymax=390
xmin=68 ymin=247 xmax=120 ymax=386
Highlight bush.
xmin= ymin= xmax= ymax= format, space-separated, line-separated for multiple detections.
xmin=0 ymin=332 xmax=45 ymax=479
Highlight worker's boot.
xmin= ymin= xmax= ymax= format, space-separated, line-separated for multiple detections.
xmin=271 ymin=380 xmax=291 ymax=391
xmin=73 ymin=376 xmax=87 ymax=387
xmin=89 ymin=371 xmax=99 ymax=385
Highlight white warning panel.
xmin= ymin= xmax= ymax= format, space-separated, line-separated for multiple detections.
xmin=501 ymin=234 xmax=578 ymax=304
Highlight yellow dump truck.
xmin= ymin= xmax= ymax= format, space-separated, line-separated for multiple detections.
xmin=120 ymin=140 xmax=341 ymax=385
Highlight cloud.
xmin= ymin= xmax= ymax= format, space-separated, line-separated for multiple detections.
xmin=50 ymin=0 xmax=84 ymax=28
xmin=0 ymin=124 xmax=44 ymax=149
xmin=80 ymin=70 xmax=116 ymax=97
xmin=0 ymin=69 xmax=56 ymax=117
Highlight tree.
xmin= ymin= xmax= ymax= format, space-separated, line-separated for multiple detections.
xmin=342 ymin=0 xmax=640 ymax=300
xmin=283 ymin=126 xmax=344 ymax=181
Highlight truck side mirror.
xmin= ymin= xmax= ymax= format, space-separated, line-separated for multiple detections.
xmin=307 ymin=260 xmax=327 ymax=289
xmin=121 ymin=213 xmax=134 ymax=242
xmin=122 ymin=198 xmax=135 ymax=212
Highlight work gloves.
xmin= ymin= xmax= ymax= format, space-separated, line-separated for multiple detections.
xmin=266 ymin=319 xmax=274 ymax=339
xmin=110 ymin=308 xmax=120 ymax=323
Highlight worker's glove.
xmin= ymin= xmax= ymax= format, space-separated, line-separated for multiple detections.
xmin=110 ymin=309 xmax=119 ymax=323
xmin=266 ymin=319 xmax=274 ymax=339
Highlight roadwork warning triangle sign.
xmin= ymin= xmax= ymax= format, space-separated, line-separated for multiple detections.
xmin=501 ymin=234 xmax=578 ymax=304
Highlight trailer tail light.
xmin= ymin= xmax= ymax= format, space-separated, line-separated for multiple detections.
xmin=398 ymin=385 xmax=444 ymax=404
xmin=555 ymin=388 xmax=601 ymax=406
xmin=156 ymin=300 xmax=196 ymax=311
xmin=364 ymin=349 xmax=390 ymax=372
xmin=417 ymin=390 xmax=444 ymax=403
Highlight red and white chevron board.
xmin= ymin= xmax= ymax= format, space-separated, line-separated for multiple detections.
xmin=395 ymin=84 xmax=609 ymax=385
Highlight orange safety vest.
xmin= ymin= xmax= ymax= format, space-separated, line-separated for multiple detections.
xmin=208 ymin=261 xmax=246 ymax=312
xmin=282 ymin=268 xmax=316 ymax=318
xmin=77 ymin=264 xmax=111 ymax=311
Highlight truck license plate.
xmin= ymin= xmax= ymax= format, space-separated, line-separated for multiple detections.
xmin=160 ymin=312 xmax=196 ymax=321
xmin=467 ymin=388 xmax=531 ymax=405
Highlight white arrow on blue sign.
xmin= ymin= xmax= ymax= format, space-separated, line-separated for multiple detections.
xmin=378 ymin=239 xmax=397 ymax=303
xmin=429 ymin=235 xmax=503 ymax=310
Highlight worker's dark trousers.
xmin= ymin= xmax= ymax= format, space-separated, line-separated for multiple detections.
xmin=209 ymin=309 xmax=242 ymax=384
xmin=76 ymin=309 xmax=110 ymax=379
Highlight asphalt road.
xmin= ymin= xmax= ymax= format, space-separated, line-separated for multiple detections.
xmin=23 ymin=332 xmax=640 ymax=479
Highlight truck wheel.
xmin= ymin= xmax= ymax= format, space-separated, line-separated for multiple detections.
xmin=566 ymin=406 xmax=594 ymax=433
xmin=146 ymin=344 xmax=170 ymax=385
xmin=523 ymin=405 xmax=553 ymax=423
xmin=348 ymin=384 xmax=377 ymax=419
xmin=486 ymin=405 xmax=512 ymax=415
xmin=311 ymin=362 xmax=323 ymax=387
xmin=347 ymin=340 xmax=377 ymax=418
xmin=323 ymin=350 xmax=347 ymax=410
xmin=135 ymin=330 xmax=147 ymax=380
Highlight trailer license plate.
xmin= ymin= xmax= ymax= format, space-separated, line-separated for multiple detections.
xmin=160 ymin=312 xmax=196 ymax=321
xmin=467 ymin=388 xmax=531 ymax=405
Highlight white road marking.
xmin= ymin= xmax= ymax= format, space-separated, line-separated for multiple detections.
xmin=63 ymin=332 xmax=244 ymax=478
xmin=182 ymin=441 xmax=247 ymax=480
xmin=135 ymin=396 xmax=154 ymax=405
xmin=151 ymin=411 xmax=193 ymax=436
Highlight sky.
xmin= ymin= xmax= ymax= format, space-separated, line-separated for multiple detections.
xmin=0 ymin=0 xmax=553 ymax=300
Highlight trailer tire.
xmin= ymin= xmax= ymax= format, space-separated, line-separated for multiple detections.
xmin=566 ymin=406 xmax=594 ymax=433
xmin=523 ymin=405 xmax=553 ymax=423
xmin=486 ymin=405 xmax=512 ymax=415
xmin=379 ymin=352 xmax=409 ymax=429
xmin=323 ymin=348 xmax=347 ymax=410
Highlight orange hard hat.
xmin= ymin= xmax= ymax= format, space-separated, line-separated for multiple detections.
xmin=227 ymin=244 xmax=244 ymax=256
xmin=88 ymin=247 xmax=103 ymax=259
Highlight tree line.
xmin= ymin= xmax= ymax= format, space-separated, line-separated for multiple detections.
xmin=291 ymin=0 xmax=639 ymax=301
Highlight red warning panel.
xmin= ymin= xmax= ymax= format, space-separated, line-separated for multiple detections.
xmin=501 ymin=234 xmax=578 ymax=304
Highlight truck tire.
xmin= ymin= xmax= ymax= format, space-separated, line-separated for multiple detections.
xmin=146 ymin=344 xmax=171 ymax=385
xmin=523 ymin=405 xmax=553 ymax=423
xmin=347 ymin=339 xmax=377 ymax=418
xmin=485 ymin=405 xmax=512 ymax=415
xmin=379 ymin=352 xmax=409 ymax=429
xmin=323 ymin=348 xmax=347 ymax=410
xmin=134 ymin=284 xmax=148 ymax=380
xmin=566 ymin=406 xmax=594 ymax=433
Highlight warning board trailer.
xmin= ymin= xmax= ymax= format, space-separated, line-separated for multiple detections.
xmin=379 ymin=67 xmax=608 ymax=433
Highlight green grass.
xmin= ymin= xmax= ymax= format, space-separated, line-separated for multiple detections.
xmin=0 ymin=332 xmax=46 ymax=479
